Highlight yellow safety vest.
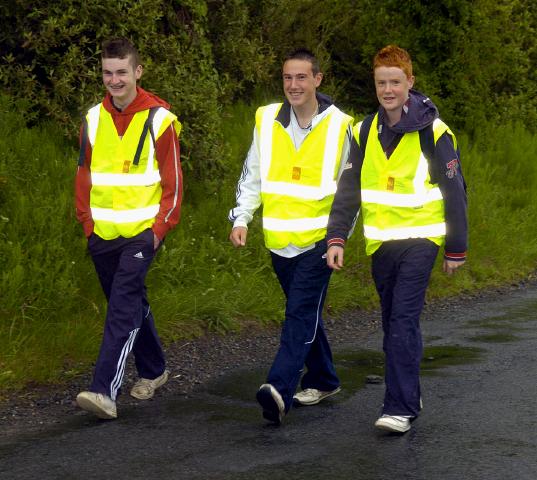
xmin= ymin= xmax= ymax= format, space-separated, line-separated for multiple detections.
xmin=86 ymin=104 xmax=181 ymax=240
xmin=257 ymin=103 xmax=353 ymax=249
xmin=358 ymin=115 xmax=452 ymax=255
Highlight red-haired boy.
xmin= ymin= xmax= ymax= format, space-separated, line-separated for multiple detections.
xmin=326 ymin=45 xmax=467 ymax=433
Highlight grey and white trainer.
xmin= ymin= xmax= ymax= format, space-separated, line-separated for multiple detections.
xmin=293 ymin=386 xmax=341 ymax=406
xmin=130 ymin=369 xmax=169 ymax=400
xmin=76 ymin=391 xmax=117 ymax=419
xmin=374 ymin=414 xmax=411 ymax=433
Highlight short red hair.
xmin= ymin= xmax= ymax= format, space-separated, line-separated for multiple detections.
xmin=373 ymin=45 xmax=413 ymax=78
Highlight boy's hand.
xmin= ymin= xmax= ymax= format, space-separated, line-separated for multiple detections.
xmin=327 ymin=245 xmax=344 ymax=270
xmin=229 ymin=226 xmax=248 ymax=247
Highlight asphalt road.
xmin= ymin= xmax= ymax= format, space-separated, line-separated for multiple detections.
xmin=1 ymin=287 xmax=537 ymax=480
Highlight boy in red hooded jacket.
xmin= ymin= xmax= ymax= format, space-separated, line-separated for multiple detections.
xmin=75 ymin=38 xmax=182 ymax=419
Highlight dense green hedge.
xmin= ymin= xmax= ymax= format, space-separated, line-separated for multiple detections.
xmin=238 ymin=0 xmax=537 ymax=136
xmin=0 ymin=0 xmax=257 ymax=178
xmin=1 ymin=0 xmax=536 ymax=176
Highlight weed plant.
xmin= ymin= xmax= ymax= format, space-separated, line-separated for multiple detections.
xmin=1 ymin=97 xmax=537 ymax=391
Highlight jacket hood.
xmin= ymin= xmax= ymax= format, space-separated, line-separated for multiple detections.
xmin=103 ymin=87 xmax=170 ymax=115
xmin=316 ymin=92 xmax=334 ymax=111
xmin=380 ymin=89 xmax=438 ymax=134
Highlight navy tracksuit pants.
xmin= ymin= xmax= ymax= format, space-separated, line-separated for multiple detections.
xmin=268 ymin=240 xmax=340 ymax=411
xmin=88 ymin=228 xmax=166 ymax=401
xmin=371 ymin=238 xmax=439 ymax=417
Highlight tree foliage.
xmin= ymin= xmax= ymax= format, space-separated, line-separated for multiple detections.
xmin=0 ymin=0 xmax=242 ymax=177
xmin=1 ymin=0 xmax=536 ymax=174
xmin=242 ymin=0 xmax=537 ymax=135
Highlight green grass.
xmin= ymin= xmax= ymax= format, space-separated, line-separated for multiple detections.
xmin=427 ymin=123 xmax=537 ymax=297
xmin=2 ymin=96 xmax=537 ymax=392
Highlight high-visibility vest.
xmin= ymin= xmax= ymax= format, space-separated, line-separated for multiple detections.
xmin=358 ymin=114 xmax=452 ymax=255
xmin=86 ymin=103 xmax=181 ymax=240
xmin=257 ymin=103 xmax=353 ymax=249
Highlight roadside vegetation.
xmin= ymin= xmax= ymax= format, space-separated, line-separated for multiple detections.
xmin=1 ymin=0 xmax=537 ymax=391
xmin=2 ymin=99 xmax=537 ymax=392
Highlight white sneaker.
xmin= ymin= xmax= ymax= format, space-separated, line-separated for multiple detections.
xmin=293 ymin=386 xmax=341 ymax=406
xmin=374 ymin=414 xmax=411 ymax=433
xmin=130 ymin=369 xmax=169 ymax=400
xmin=76 ymin=391 xmax=117 ymax=419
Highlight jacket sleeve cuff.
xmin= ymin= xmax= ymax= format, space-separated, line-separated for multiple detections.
xmin=327 ymin=237 xmax=346 ymax=249
xmin=444 ymin=251 xmax=466 ymax=262
xmin=152 ymin=223 xmax=169 ymax=241
xmin=233 ymin=219 xmax=249 ymax=229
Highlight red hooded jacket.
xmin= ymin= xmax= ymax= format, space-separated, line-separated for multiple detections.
xmin=75 ymin=87 xmax=183 ymax=240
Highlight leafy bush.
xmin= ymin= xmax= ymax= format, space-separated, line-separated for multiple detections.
xmin=206 ymin=0 xmax=275 ymax=101
xmin=249 ymin=0 xmax=537 ymax=135
xmin=0 ymin=0 xmax=225 ymax=177
xmin=2 ymin=0 xmax=537 ymax=159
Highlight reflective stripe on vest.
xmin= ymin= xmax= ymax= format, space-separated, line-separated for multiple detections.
xmin=262 ymin=215 xmax=329 ymax=232
xmin=257 ymin=103 xmax=352 ymax=249
xmin=91 ymin=205 xmax=160 ymax=223
xmin=359 ymin=114 xmax=448 ymax=255
xmin=363 ymin=223 xmax=446 ymax=241
xmin=87 ymin=104 xmax=179 ymax=239
xmin=360 ymin=188 xmax=443 ymax=207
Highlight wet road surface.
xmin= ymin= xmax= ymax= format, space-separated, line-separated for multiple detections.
xmin=1 ymin=287 xmax=537 ymax=479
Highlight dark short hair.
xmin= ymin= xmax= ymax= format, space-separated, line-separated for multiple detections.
xmin=101 ymin=38 xmax=141 ymax=69
xmin=283 ymin=48 xmax=320 ymax=75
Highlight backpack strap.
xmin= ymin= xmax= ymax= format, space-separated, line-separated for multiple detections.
xmin=358 ymin=113 xmax=375 ymax=155
xmin=77 ymin=117 xmax=88 ymax=166
xmin=419 ymin=123 xmax=435 ymax=164
xmin=133 ymin=107 xmax=159 ymax=166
